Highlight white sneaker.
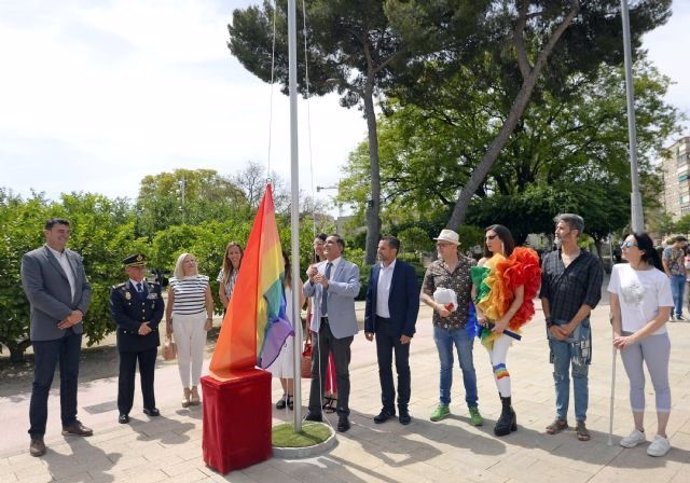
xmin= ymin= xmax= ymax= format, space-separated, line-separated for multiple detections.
xmin=620 ymin=428 xmax=646 ymax=448
xmin=647 ymin=435 xmax=671 ymax=457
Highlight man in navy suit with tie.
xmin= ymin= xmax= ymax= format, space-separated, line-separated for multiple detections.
xmin=110 ymin=254 xmax=164 ymax=424
xmin=21 ymin=218 xmax=93 ymax=457
xmin=365 ymin=236 xmax=420 ymax=425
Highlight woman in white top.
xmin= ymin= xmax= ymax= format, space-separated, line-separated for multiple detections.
xmin=269 ymin=251 xmax=305 ymax=410
xmin=166 ymin=253 xmax=214 ymax=407
xmin=608 ymin=232 xmax=674 ymax=457
xmin=217 ymin=242 xmax=243 ymax=311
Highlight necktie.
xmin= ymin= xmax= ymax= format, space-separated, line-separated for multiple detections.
xmin=136 ymin=283 xmax=143 ymax=297
xmin=321 ymin=262 xmax=333 ymax=315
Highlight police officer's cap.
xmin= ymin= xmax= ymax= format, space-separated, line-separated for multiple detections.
xmin=123 ymin=253 xmax=146 ymax=267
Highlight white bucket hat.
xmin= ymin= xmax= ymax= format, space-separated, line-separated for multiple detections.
xmin=433 ymin=229 xmax=460 ymax=245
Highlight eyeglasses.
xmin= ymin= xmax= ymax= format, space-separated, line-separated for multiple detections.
xmin=485 ymin=234 xmax=498 ymax=241
xmin=621 ymin=241 xmax=637 ymax=249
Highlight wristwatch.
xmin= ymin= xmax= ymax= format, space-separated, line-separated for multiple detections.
xmin=545 ymin=316 xmax=555 ymax=328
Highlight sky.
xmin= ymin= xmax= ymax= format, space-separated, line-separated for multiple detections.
xmin=1 ymin=0 xmax=689 ymax=208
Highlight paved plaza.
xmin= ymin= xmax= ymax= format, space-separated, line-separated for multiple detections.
xmin=1 ymin=295 xmax=689 ymax=482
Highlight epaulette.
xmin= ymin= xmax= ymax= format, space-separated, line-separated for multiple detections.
xmin=112 ymin=282 xmax=127 ymax=290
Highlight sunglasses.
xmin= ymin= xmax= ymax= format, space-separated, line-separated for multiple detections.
xmin=485 ymin=234 xmax=498 ymax=241
xmin=621 ymin=241 xmax=637 ymax=248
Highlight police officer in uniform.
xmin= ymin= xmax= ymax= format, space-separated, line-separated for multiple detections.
xmin=110 ymin=254 xmax=164 ymax=424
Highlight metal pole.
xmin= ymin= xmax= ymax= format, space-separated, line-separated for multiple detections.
xmin=608 ymin=344 xmax=617 ymax=446
xmin=287 ymin=0 xmax=303 ymax=432
xmin=621 ymin=0 xmax=644 ymax=232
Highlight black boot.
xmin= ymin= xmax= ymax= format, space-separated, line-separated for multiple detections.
xmin=494 ymin=396 xmax=517 ymax=436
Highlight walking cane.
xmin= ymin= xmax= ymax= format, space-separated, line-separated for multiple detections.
xmin=607 ymin=344 xmax=617 ymax=446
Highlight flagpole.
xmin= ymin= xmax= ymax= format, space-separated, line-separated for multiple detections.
xmin=287 ymin=0 xmax=302 ymax=431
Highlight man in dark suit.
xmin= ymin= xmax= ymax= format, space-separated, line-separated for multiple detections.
xmin=110 ymin=254 xmax=165 ymax=424
xmin=303 ymin=234 xmax=360 ymax=432
xmin=21 ymin=218 xmax=93 ymax=457
xmin=365 ymin=236 xmax=420 ymax=425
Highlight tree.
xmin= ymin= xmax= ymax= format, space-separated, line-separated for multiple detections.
xmin=0 ymin=190 xmax=50 ymax=361
xmin=136 ymin=169 xmax=246 ymax=237
xmin=339 ymin=55 xmax=679 ymax=239
xmin=0 ymin=190 xmax=144 ymax=361
xmin=228 ymin=0 xmax=432 ymax=263
xmin=232 ymin=161 xmax=291 ymax=213
xmin=386 ymin=0 xmax=672 ymax=228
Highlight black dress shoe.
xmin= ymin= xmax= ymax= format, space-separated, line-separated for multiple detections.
xmin=304 ymin=411 xmax=323 ymax=422
xmin=399 ymin=412 xmax=412 ymax=425
xmin=29 ymin=438 xmax=46 ymax=457
xmin=143 ymin=408 xmax=160 ymax=417
xmin=118 ymin=414 xmax=130 ymax=424
xmin=62 ymin=420 xmax=93 ymax=437
xmin=373 ymin=411 xmax=394 ymax=424
xmin=337 ymin=416 xmax=351 ymax=432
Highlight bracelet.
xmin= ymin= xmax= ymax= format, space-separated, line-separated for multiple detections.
xmin=545 ymin=316 xmax=554 ymax=328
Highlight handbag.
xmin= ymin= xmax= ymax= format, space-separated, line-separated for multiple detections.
xmin=301 ymin=341 xmax=313 ymax=379
xmin=162 ymin=335 xmax=177 ymax=361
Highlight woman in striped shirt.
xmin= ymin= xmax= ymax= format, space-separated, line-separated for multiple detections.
xmin=166 ymin=253 xmax=214 ymax=407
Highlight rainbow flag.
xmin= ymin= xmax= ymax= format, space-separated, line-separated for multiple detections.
xmin=209 ymin=184 xmax=293 ymax=380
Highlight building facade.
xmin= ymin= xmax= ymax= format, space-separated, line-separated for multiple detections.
xmin=661 ymin=136 xmax=690 ymax=220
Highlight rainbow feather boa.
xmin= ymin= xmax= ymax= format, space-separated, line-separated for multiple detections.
xmin=470 ymin=247 xmax=541 ymax=348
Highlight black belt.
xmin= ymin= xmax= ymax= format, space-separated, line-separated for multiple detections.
xmin=376 ymin=316 xmax=391 ymax=322
xmin=321 ymin=316 xmax=329 ymax=323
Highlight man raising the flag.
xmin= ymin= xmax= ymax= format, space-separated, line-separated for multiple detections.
xmin=304 ymin=234 xmax=360 ymax=432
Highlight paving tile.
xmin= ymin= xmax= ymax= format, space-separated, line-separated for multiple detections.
xmin=3 ymin=300 xmax=690 ymax=482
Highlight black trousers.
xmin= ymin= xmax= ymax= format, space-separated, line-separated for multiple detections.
xmin=29 ymin=330 xmax=82 ymax=437
xmin=375 ymin=318 xmax=411 ymax=413
xmin=309 ymin=319 xmax=353 ymax=417
xmin=117 ymin=348 xmax=157 ymax=414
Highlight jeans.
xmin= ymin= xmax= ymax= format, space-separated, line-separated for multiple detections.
xmin=549 ymin=337 xmax=589 ymax=422
xmin=433 ymin=325 xmax=478 ymax=408
xmin=29 ymin=330 xmax=82 ymax=437
xmin=669 ymin=275 xmax=685 ymax=317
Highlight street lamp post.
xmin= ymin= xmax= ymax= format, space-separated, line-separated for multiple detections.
xmin=621 ymin=0 xmax=644 ymax=232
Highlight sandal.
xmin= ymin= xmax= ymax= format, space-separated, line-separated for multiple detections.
xmin=181 ymin=388 xmax=191 ymax=408
xmin=190 ymin=386 xmax=201 ymax=406
xmin=324 ymin=397 xmax=337 ymax=414
xmin=276 ymin=395 xmax=287 ymax=410
xmin=546 ymin=418 xmax=568 ymax=435
xmin=576 ymin=421 xmax=591 ymax=441
xmin=287 ymin=395 xmax=294 ymax=411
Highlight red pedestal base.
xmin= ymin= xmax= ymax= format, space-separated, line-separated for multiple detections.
xmin=201 ymin=369 xmax=272 ymax=474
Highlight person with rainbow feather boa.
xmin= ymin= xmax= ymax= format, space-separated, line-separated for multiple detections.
xmin=471 ymin=225 xmax=541 ymax=436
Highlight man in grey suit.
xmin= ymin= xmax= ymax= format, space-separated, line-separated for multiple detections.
xmin=303 ymin=234 xmax=360 ymax=432
xmin=21 ymin=218 xmax=93 ymax=457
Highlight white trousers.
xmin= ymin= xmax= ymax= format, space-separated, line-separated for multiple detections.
xmin=172 ymin=312 xmax=207 ymax=388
